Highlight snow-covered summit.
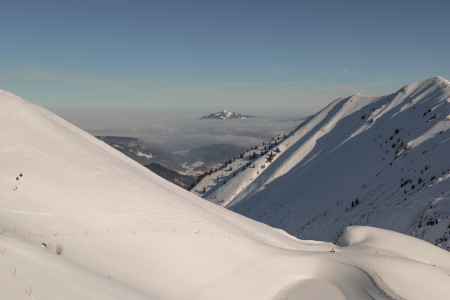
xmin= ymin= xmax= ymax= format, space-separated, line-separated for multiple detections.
xmin=201 ymin=110 xmax=254 ymax=120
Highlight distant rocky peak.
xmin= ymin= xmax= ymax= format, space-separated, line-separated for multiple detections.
xmin=201 ymin=110 xmax=254 ymax=120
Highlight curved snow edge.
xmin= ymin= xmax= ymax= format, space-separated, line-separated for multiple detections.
xmin=328 ymin=256 xmax=406 ymax=300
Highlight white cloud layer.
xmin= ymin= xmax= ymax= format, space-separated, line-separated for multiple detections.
xmin=54 ymin=109 xmax=307 ymax=152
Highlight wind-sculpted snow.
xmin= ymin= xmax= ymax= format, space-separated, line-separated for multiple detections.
xmin=226 ymin=76 xmax=450 ymax=253
xmin=1 ymin=87 xmax=450 ymax=299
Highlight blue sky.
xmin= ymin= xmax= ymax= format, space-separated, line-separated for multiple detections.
xmin=1 ymin=0 xmax=450 ymax=115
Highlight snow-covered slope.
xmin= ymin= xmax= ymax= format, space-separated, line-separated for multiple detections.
xmin=227 ymin=76 xmax=450 ymax=251
xmin=190 ymin=123 xmax=304 ymax=204
xmin=1 ymin=88 xmax=450 ymax=299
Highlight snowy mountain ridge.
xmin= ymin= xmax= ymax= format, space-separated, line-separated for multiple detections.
xmin=201 ymin=110 xmax=254 ymax=120
xmin=216 ymin=76 xmax=450 ymax=250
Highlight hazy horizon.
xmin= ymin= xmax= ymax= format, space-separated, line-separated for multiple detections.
xmin=2 ymin=1 xmax=449 ymax=117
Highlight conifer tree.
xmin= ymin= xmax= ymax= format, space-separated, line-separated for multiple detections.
xmin=233 ymin=172 xmax=236 ymax=177
xmin=203 ymin=186 xmax=206 ymax=194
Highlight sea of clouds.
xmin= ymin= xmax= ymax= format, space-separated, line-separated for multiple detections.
xmin=54 ymin=108 xmax=308 ymax=152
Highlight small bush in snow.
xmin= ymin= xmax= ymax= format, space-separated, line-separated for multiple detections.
xmin=56 ymin=243 xmax=64 ymax=256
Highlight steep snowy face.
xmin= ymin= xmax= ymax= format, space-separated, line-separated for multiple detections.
xmin=228 ymin=77 xmax=450 ymax=250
